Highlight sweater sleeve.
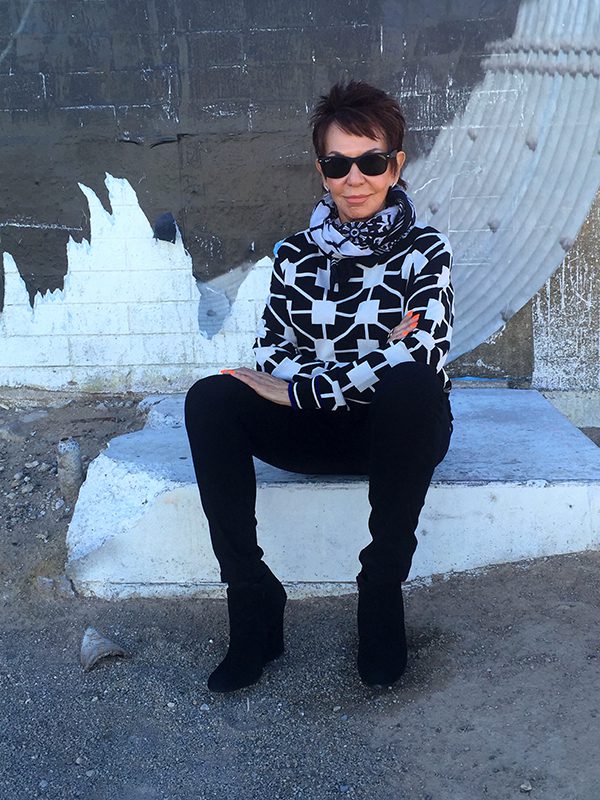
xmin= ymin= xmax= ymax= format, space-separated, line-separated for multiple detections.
xmin=252 ymin=246 xmax=332 ymax=381
xmin=290 ymin=233 xmax=454 ymax=411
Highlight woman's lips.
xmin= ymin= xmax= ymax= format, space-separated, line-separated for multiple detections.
xmin=345 ymin=195 xmax=370 ymax=203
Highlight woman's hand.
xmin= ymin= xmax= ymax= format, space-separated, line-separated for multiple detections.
xmin=220 ymin=367 xmax=292 ymax=406
xmin=219 ymin=312 xmax=420 ymax=404
xmin=387 ymin=310 xmax=420 ymax=343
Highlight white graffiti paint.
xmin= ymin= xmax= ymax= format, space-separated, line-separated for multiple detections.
xmin=404 ymin=0 xmax=600 ymax=360
xmin=0 ymin=173 xmax=272 ymax=392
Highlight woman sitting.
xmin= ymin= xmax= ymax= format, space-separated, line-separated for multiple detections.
xmin=185 ymin=80 xmax=455 ymax=692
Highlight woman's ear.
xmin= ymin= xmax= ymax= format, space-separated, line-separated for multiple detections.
xmin=392 ymin=150 xmax=406 ymax=185
xmin=315 ymin=159 xmax=328 ymax=191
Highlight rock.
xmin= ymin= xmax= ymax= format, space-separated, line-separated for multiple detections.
xmin=21 ymin=410 xmax=48 ymax=423
xmin=35 ymin=577 xmax=55 ymax=597
xmin=47 ymin=398 xmax=72 ymax=410
xmin=80 ymin=627 xmax=128 ymax=671
xmin=200 ymin=703 xmax=210 ymax=711
xmin=57 ymin=438 xmax=84 ymax=504
xmin=520 ymin=781 xmax=533 ymax=793
xmin=0 ymin=422 xmax=27 ymax=443
xmin=56 ymin=574 xmax=76 ymax=598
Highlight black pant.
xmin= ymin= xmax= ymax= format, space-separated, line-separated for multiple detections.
xmin=184 ymin=362 xmax=453 ymax=586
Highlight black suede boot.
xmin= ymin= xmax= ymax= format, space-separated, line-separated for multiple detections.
xmin=207 ymin=569 xmax=287 ymax=692
xmin=356 ymin=571 xmax=408 ymax=687
xmin=261 ymin=566 xmax=288 ymax=662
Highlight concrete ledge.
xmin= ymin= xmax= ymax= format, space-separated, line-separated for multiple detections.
xmin=66 ymin=388 xmax=600 ymax=599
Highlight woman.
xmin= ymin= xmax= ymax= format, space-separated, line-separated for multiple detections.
xmin=185 ymin=81 xmax=454 ymax=692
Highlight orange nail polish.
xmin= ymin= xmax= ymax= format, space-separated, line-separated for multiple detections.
xmin=220 ymin=369 xmax=236 ymax=374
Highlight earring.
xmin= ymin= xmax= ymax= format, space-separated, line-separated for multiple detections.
xmin=323 ymin=183 xmax=329 ymax=192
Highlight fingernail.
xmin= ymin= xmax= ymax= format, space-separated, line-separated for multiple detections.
xmin=220 ymin=369 xmax=236 ymax=374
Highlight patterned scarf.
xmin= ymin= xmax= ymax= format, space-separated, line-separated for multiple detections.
xmin=308 ymin=186 xmax=416 ymax=260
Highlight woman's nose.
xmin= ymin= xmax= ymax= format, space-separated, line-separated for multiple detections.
xmin=346 ymin=163 xmax=365 ymax=184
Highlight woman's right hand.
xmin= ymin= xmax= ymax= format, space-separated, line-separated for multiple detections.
xmin=387 ymin=310 xmax=420 ymax=343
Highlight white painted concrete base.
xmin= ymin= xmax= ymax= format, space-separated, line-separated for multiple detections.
xmin=65 ymin=388 xmax=600 ymax=599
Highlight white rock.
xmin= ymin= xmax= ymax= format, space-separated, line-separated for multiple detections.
xmin=80 ymin=627 xmax=128 ymax=671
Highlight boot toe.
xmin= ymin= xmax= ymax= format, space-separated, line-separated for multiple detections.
xmin=207 ymin=655 xmax=264 ymax=692
xmin=357 ymin=652 xmax=407 ymax=687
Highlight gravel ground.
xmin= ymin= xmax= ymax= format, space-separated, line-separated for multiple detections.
xmin=1 ymin=389 xmax=599 ymax=800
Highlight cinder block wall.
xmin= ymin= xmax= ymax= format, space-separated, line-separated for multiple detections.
xmin=0 ymin=0 xmax=599 ymax=392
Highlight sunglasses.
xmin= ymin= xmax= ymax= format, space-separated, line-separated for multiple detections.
xmin=318 ymin=149 xmax=398 ymax=179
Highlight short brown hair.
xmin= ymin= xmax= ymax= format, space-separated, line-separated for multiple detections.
xmin=310 ymin=81 xmax=407 ymax=189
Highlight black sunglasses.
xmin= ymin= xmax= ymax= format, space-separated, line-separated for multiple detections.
xmin=318 ymin=149 xmax=398 ymax=179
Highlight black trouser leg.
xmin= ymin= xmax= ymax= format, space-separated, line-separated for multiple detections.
xmin=184 ymin=374 xmax=366 ymax=584
xmin=184 ymin=365 xmax=452 ymax=586
xmin=358 ymin=362 xmax=453 ymax=583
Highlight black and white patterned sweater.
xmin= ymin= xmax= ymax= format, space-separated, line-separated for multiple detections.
xmin=252 ymin=222 xmax=454 ymax=411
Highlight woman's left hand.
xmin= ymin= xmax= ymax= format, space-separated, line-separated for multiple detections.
xmin=221 ymin=367 xmax=292 ymax=406
xmin=387 ymin=310 xmax=420 ymax=343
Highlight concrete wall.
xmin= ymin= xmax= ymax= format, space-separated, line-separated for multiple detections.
xmin=2 ymin=0 xmax=521 ymax=298
xmin=452 ymin=188 xmax=600 ymax=391
xmin=1 ymin=0 xmax=599 ymax=392
xmin=532 ymin=190 xmax=600 ymax=391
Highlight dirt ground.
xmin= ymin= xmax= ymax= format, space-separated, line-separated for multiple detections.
xmin=1 ymin=388 xmax=599 ymax=800
xmin=0 ymin=388 xmax=147 ymax=602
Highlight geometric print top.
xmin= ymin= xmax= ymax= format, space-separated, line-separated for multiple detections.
xmin=252 ymin=221 xmax=454 ymax=411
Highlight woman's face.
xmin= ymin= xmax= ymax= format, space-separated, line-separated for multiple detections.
xmin=316 ymin=123 xmax=406 ymax=223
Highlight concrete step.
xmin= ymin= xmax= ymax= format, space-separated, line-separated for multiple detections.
xmin=66 ymin=388 xmax=600 ymax=599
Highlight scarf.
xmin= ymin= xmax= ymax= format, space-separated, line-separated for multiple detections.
xmin=307 ymin=185 xmax=416 ymax=260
